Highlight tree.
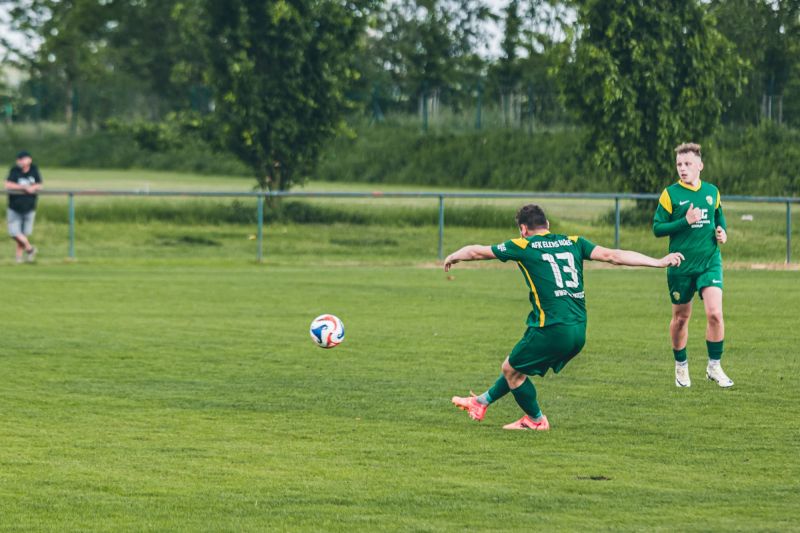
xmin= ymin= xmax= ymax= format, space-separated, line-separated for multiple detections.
xmin=1 ymin=0 xmax=203 ymax=128
xmin=105 ymin=0 xmax=206 ymax=117
xmin=494 ymin=0 xmax=522 ymax=125
xmin=487 ymin=0 xmax=574 ymax=128
xmin=559 ymin=0 xmax=745 ymax=198
xmin=368 ymin=0 xmax=494 ymax=115
xmin=710 ymin=0 xmax=800 ymax=125
xmin=2 ymin=0 xmax=115 ymax=131
xmin=198 ymin=0 xmax=374 ymax=191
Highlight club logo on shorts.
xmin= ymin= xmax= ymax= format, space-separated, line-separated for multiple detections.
xmin=672 ymin=291 xmax=681 ymax=301
xmin=706 ymin=195 xmax=713 ymax=206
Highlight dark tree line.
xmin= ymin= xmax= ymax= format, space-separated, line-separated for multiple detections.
xmin=1 ymin=0 xmax=799 ymax=192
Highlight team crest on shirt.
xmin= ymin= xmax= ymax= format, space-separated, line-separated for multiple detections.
xmin=672 ymin=291 xmax=681 ymax=301
xmin=706 ymin=195 xmax=713 ymax=206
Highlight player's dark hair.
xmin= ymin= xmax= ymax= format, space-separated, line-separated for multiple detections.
xmin=516 ymin=204 xmax=548 ymax=229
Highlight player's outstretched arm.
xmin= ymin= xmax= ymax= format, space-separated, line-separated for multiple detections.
xmin=444 ymin=245 xmax=496 ymax=272
xmin=589 ymin=246 xmax=684 ymax=268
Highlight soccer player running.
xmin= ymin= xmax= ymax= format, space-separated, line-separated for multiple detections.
xmin=446 ymin=204 xmax=684 ymax=430
xmin=653 ymin=143 xmax=733 ymax=388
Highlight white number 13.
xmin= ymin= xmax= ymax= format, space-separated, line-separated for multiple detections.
xmin=542 ymin=252 xmax=579 ymax=289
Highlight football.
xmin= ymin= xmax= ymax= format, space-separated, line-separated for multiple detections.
xmin=309 ymin=314 xmax=345 ymax=349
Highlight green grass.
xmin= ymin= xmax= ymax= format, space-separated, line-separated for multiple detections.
xmin=0 ymin=170 xmax=797 ymax=530
xmin=0 ymin=263 xmax=798 ymax=531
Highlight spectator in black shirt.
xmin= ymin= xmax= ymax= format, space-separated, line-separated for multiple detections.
xmin=6 ymin=151 xmax=42 ymax=263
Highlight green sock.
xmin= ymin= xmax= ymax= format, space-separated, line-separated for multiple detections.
xmin=707 ymin=340 xmax=724 ymax=361
xmin=510 ymin=378 xmax=542 ymax=419
xmin=673 ymin=347 xmax=688 ymax=363
xmin=478 ymin=375 xmax=510 ymax=405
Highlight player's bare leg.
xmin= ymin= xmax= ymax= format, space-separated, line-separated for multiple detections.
xmin=501 ymin=358 xmax=526 ymax=389
xmin=701 ymin=287 xmax=733 ymax=387
xmin=670 ymin=302 xmax=692 ymax=349
xmin=671 ymin=302 xmax=693 ymax=387
xmin=702 ymin=287 xmax=724 ymax=341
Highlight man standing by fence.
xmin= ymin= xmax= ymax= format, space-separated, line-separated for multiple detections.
xmin=6 ymin=151 xmax=42 ymax=263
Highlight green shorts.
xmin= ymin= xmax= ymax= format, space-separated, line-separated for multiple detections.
xmin=667 ymin=267 xmax=724 ymax=304
xmin=508 ymin=323 xmax=587 ymax=377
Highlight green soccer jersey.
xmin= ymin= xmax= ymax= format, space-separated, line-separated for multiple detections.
xmin=491 ymin=233 xmax=597 ymax=328
xmin=653 ymin=180 xmax=727 ymax=275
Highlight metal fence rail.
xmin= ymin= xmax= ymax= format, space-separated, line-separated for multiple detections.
xmin=14 ymin=189 xmax=800 ymax=263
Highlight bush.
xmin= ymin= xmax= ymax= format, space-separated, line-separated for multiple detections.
xmin=1 ymin=123 xmax=250 ymax=176
xmin=318 ymin=123 xmax=601 ymax=191
xmin=319 ymin=120 xmax=800 ymax=196
xmin=705 ymin=124 xmax=800 ymax=196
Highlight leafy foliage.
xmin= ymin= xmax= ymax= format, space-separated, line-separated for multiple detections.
xmin=317 ymin=121 xmax=800 ymax=196
xmin=559 ymin=0 xmax=746 ymax=196
xmin=197 ymin=0 xmax=373 ymax=191
xmin=710 ymin=0 xmax=800 ymax=126
xmin=369 ymin=0 xmax=494 ymax=106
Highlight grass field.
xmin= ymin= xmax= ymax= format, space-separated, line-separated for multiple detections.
xmin=0 ymin=263 xmax=798 ymax=531
xmin=0 ymin=169 xmax=798 ymax=530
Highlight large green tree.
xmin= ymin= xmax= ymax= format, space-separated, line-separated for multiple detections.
xmin=198 ymin=0 xmax=373 ymax=191
xmin=560 ymin=0 xmax=745 ymax=196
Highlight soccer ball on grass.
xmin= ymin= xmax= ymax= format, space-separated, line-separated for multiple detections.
xmin=309 ymin=314 xmax=345 ymax=349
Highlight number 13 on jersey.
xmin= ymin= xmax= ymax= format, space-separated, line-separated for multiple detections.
xmin=542 ymin=253 xmax=579 ymax=288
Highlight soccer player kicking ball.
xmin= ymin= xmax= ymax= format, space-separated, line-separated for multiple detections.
xmin=446 ymin=204 xmax=684 ymax=430
xmin=653 ymin=143 xmax=733 ymax=389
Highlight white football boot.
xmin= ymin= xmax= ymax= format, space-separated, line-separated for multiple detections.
xmin=675 ymin=362 xmax=691 ymax=388
xmin=706 ymin=362 xmax=734 ymax=388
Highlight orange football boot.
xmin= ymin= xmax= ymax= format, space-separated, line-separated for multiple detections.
xmin=451 ymin=393 xmax=488 ymax=421
xmin=502 ymin=414 xmax=550 ymax=431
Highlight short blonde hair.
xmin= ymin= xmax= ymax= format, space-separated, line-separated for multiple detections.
xmin=675 ymin=142 xmax=701 ymax=158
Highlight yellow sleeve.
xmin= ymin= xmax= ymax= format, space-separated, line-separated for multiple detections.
xmin=658 ymin=189 xmax=672 ymax=214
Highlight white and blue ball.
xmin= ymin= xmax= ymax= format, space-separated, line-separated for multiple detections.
xmin=309 ymin=314 xmax=345 ymax=349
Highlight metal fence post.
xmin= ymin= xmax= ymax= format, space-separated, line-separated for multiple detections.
xmin=614 ymin=197 xmax=621 ymax=249
xmin=787 ymin=202 xmax=792 ymax=264
xmin=257 ymin=194 xmax=264 ymax=263
xmin=68 ymin=193 xmax=75 ymax=259
xmin=438 ymin=195 xmax=445 ymax=260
